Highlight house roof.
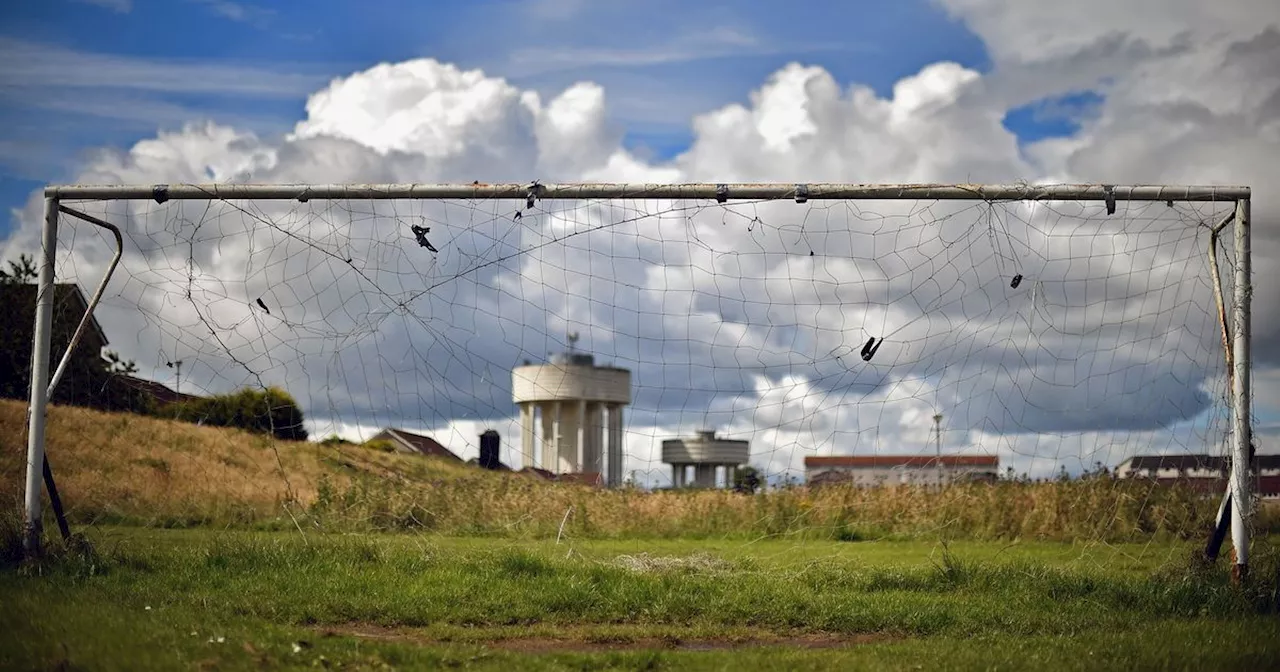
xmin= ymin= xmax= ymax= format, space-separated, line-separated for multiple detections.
xmin=116 ymin=375 xmax=199 ymax=405
xmin=807 ymin=470 xmax=855 ymax=485
xmin=1121 ymin=454 xmax=1226 ymax=472
xmin=375 ymin=428 xmax=462 ymax=461
xmin=557 ymin=471 xmax=603 ymax=487
xmin=0 ymin=282 xmax=109 ymax=348
xmin=804 ymin=455 xmax=999 ymax=469
xmin=468 ymin=457 xmax=512 ymax=471
xmin=518 ymin=467 xmax=602 ymax=486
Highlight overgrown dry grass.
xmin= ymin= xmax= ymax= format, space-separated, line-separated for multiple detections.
xmin=0 ymin=399 xmax=484 ymax=528
xmin=1 ymin=399 xmax=1263 ymax=542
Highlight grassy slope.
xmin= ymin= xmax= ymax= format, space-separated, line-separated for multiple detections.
xmin=0 ymin=398 xmax=509 ymax=528
xmin=2 ymin=529 xmax=1278 ymax=671
xmin=0 ymin=399 xmax=1244 ymax=542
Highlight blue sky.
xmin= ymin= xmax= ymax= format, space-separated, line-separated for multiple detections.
xmin=2 ymin=0 xmax=1275 ymax=474
xmin=0 ymin=0 xmax=1095 ymax=234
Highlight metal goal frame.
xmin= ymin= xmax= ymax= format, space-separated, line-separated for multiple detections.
xmin=21 ymin=182 xmax=1254 ymax=577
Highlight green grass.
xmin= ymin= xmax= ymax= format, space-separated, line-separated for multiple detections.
xmin=3 ymin=527 xmax=1279 ymax=670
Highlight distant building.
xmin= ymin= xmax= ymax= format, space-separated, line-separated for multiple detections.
xmin=519 ymin=466 xmax=603 ymax=487
xmin=512 ymin=338 xmax=631 ymax=487
xmin=474 ymin=429 xmax=510 ymax=471
xmin=804 ymin=454 xmax=1000 ymax=488
xmin=1114 ymin=454 xmax=1226 ymax=480
xmin=0 ymin=282 xmax=108 ymax=402
xmin=116 ymin=375 xmax=200 ymax=406
xmin=367 ymin=428 xmax=462 ymax=461
xmin=0 ymin=281 xmax=199 ymax=410
xmin=1114 ymin=452 xmax=1280 ymax=499
xmin=662 ymin=430 xmax=749 ymax=488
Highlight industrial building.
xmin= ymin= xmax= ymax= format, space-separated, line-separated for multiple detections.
xmin=662 ymin=430 xmax=749 ymax=488
xmin=1114 ymin=453 xmax=1280 ymax=499
xmin=805 ymin=454 xmax=999 ymax=487
xmin=512 ymin=337 xmax=631 ymax=487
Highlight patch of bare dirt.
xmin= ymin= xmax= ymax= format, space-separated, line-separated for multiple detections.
xmin=315 ymin=623 xmax=893 ymax=653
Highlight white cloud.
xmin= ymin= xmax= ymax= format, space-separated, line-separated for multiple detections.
xmin=4 ymin=11 xmax=1276 ymax=483
xmin=503 ymin=26 xmax=848 ymax=78
xmin=0 ymin=38 xmax=327 ymax=97
xmin=188 ymin=0 xmax=274 ymax=27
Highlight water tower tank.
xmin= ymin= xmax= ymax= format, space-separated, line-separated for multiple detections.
xmin=662 ymin=430 xmax=750 ymax=488
xmin=512 ymin=347 xmax=631 ymax=486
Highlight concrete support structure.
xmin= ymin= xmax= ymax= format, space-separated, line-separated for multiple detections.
xmin=513 ymin=350 xmax=631 ymax=486
xmin=662 ymin=430 xmax=750 ymax=489
xmin=520 ymin=404 xmax=535 ymax=471
xmin=608 ymin=403 xmax=625 ymax=487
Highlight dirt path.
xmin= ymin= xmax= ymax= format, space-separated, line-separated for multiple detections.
xmin=316 ymin=623 xmax=893 ymax=653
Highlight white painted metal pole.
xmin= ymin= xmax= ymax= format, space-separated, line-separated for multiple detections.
xmin=1230 ymin=197 xmax=1252 ymax=579
xmin=45 ymin=182 xmax=1250 ymax=203
xmin=46 ymin=206 xmax=123 ymax=396
xmin=23 ymin=197 xmax=59 ymax=557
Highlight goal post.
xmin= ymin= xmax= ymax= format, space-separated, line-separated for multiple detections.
xmin=20 ymin=181 xmax=1254 ymax=573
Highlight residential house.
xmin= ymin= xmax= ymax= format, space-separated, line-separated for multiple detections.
xmin=366 ymin=427 xmax=462 ymax=461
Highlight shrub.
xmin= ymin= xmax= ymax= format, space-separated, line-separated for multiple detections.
xmin=362 ymin=439 xmax=398 ymax=453
xmin=162 ymin=387 xmax=308 ymax=441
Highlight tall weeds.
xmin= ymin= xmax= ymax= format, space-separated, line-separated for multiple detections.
xmin=2 ymin=400 xmax=1270 ymax=542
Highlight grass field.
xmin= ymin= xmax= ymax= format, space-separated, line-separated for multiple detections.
xmin=4 ymin=401 xmax=1280 ymax=669
xmin=3 ymin=527 xmax=1280 ymax=670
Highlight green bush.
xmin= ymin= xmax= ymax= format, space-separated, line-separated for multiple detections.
xmin=162 ymin=387 xmax=308 ymax=441
xmin=362 ymin=439 xmax=397 ymax=453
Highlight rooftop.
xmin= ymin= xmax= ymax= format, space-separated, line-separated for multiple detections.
xmin=805 ymin=455 xmax=1000 ymax=469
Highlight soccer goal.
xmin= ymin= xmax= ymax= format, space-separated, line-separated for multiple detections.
xmin=14 ymin=182 xmax=1255 ymax=574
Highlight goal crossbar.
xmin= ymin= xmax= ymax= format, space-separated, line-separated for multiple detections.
xmin=45 ymin=182 xmax=1251 ymax=202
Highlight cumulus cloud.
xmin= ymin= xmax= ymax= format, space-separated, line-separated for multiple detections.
xmin=5 ymin=15 xmax=1277 ymax=485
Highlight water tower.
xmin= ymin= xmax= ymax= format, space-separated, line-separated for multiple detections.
xmin=512 ymin=334 xmax=632 ymax=486
xmin=662 ymin=430 xmax=749 ymax=488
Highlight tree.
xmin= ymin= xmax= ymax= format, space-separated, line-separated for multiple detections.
xmin=733 ymin=465 xmax=763 ymax=494
xmin=102 ymin=350 xmax=138 ymax=375
xmin=0 ymin=254 xmax=36 ymax=284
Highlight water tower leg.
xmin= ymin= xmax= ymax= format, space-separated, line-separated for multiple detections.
xmin=584 ymin=402 xmax=603 ymax=476
xmin=541 ymin=403 xmax=557 ymax=472
xmin=520 ymin=404 xmax=535 ymax=470
xmin=575 ymin=400 xmax=587 ymax=474
xmin=608 ymin=404 xmax=624 ymax=487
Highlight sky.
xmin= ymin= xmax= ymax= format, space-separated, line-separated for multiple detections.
xmin=1 ymin=0 xmax=1278 ymax=486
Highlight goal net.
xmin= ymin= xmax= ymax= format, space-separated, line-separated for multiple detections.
xmin=5 ymin=183 xmax=1256 ymax=562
